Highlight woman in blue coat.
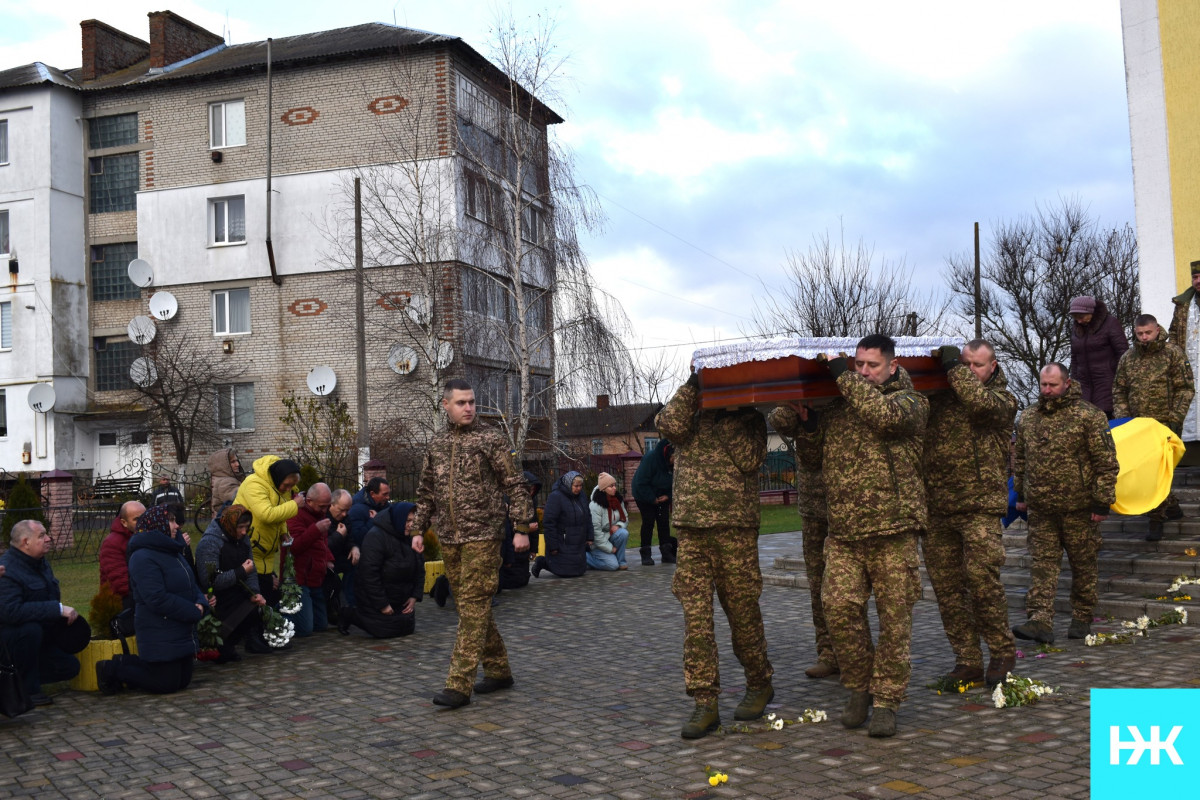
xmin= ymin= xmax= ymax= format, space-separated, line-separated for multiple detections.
xmin=533 ymin=471 xmax=590 ymax=579
xmin=95 ymin=505 xmax=211 ymax=694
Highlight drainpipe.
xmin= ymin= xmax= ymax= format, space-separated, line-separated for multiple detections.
xmin=265 ymin=37 xmax=281 ymax=285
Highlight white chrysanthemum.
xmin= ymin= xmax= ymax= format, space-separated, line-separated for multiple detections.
xmin=771 ymin=719 xmax=784 ymax=731
xmin=766 ymin=713 xmax=776 ymax=722
xmin=1122 ymin=620 xmax=1136 ymax=629
xmin=813 ymin=710 xmax=827 ymax=722
xmin=1136 ymin=615 xmax=1150 ymax=630
xmin=1084 ymin=634 xmax=1097 ymax=646
xmin=992 ymin=685 xmax=1006 ymax=709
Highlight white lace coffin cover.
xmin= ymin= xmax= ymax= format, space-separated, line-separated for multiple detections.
xmin=692 ymin=336 xmax=965 ymax=370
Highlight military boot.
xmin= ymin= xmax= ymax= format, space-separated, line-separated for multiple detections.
xmin=841 ymin=690 xmax=871 ymax=729
xmin=734 ymin=683 xmax=774 ymax=721
xmin=1146 ymin=520 xmax=1165 ymax=542
xmin=868 ymin=707 xmax=897 ymax=738
xmin=944 ymin=664 xmax=984 ymax=685
xmin=680 ymin=699 xmax=720 ymax=739
xmin=1011 ymin=619 xmax=1054 ymax=643
xmin=1067 ymin=619 xmax=1092 ymax=639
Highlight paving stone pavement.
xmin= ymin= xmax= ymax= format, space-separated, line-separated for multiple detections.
xmin=3 ymin=531 xmax=1198 ymax=799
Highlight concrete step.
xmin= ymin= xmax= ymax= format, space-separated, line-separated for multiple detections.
xmin=1003 ymin=549 xmax=1200 ymax=579
xmin=1002 ymin=530 xmax=1200 ymax=554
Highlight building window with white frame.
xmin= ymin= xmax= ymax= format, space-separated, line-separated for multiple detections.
xmin=210 ymin=100 xmax=246 ymax=148
xmin=210 ymin=196 xmax=246 ymax=245
xmin=0 ymin=120 xmax=8 ymax=165
xmin=0 ymin=210 xmax=8 ymax=256
xmin=216 ymin=382 xmax=255 ymax=430
xmin=591 ymin=438 xmax=603 ymax=455
xmin=212 ymin=288 xmax=251 ymax=335
xmin=521 ymin=203 xmax=542 ymax=244
xmin=0 ymin=302 xmax=10 ymax=349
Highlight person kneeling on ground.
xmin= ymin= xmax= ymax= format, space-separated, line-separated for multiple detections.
xmin=196 ymin=504 xmax=271 ymax=661
xmin=532 ymin=471 xmax=590 ymax=579
xmin=587 ymin=472 xmax=629 ymax=571
xmin=96 ymin=506 xmax=215 ymax=695
xmin=339 ymin=502 xmax=424 ymax=638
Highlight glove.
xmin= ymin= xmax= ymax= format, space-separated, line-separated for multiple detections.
xmin=801 ymin=407 xmax=819 ymax=433
xmin=685 ymin=371 xmax=701 ymax=390
xmin=939 ymin=345 xmax=961 ymax=370
xmin=826 ymin=356 xmax=850 ymax=380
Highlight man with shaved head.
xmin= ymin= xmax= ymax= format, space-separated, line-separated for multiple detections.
xmin=287 ymin=482 xmax=339 ymax=636
xmin=100 ymin=500 xmax=146 ymax=608
xmin=1012 ymin=363 xmax=1119 ymax=644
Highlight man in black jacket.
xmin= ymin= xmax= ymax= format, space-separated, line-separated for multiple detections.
xmin=632 ymin=440 xmax=675 ymax=565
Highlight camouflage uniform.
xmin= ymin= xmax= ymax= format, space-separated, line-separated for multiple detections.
xmin=1014 ymin=381 xmax=1119 ymax=626
xmin=770 ymin=406 xmax=836 ymax=667
xmin=1112 ymin=325 xmax=1194 ymax=520
xmin=794 ymin=367 xmax=928 ymax=709
xmin=656 ymin=381 xmax=773 ymax=702
xmin=412 ymin=419 xmax=533 ymax=696
xmin=922 ymin=363 xmax=1019 ymax=669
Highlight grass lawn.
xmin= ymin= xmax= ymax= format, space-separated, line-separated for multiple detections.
xmin=618 ymin=503 xmax=801 ymax=548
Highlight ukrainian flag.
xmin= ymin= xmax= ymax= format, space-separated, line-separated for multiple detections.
xmin=1108 ymin=417 xmax=1185 ymax=516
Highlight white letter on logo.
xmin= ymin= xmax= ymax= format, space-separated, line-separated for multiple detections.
xmin=1109 ymin=725 xmax=1184 ymax=765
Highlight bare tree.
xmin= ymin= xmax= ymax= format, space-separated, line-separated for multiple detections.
xmin=747 ymin=227 xmax=951 ymax=340
xmin=125 ymin=318 xmax=246 ymax=465
xmin=945 ymin=197 xmax=1139 ymax=402
xmin=279 ymin=392 xmax=358 ymax=488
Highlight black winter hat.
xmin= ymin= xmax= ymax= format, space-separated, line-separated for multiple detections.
xmin=268 ymin=458 xmax=302 ymax=489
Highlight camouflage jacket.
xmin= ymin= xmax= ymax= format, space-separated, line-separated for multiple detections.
xmin=1168 ymin=288 xmax=1196 ymax=351
xmin=922 ymin=362 xmax=1018 ymax=516
xmin=1112 ymin=325 xmax=1194 ymax=427
xmin=411 ymin=419 xmax=533 ymax=545
xmin=768 ymin=405 xmax=826 ymax=519
xmin=794 ymin=368 xmax=929 ymax=541
xmin=656 ymin=382 xmax=767 ymax=529
xmin=1014 ymin=381 xmax=1119 ymax=516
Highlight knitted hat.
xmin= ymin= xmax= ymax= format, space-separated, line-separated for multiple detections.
xmin=268 ymin=458 xmax=301 ymax=489
xmin=1068 ymin=296 xmax=1096 ymax=314
xmin=1191 ymin=260 xmax=1200 ymax=275
xmin=597 ymin=472 xmax=617 ymax=492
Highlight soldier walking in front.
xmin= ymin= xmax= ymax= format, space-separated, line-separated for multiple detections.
xmin=793 ymin=334 xmax=928 ymax=738
xmin=657 ymin=372 xmax=773 ymax=740
xmin=412 ymin=379 xmax=533 ymax=709
xmin=921 ymin=340 xmax=1019 ymax=689
xmin=1113 ymin=314 xmax=1195 ymax=540
xmin=1012 ymin=364 xmax=1119 ymax=643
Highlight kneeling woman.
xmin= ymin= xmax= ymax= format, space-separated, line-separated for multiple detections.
xmin=532 ymin=471 xmax=590 ymax=579
xmin=339 ymin=502 xmax=424 ymax=638
xmin=96 ymin=506 xmax=212 ymax=694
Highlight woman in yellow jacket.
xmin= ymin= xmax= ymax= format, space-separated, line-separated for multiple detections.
xmin=233 ymin=456 xmax=306 ymax=606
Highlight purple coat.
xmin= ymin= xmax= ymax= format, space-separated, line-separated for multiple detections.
xmin=1069 ymin=299 xmax=1128 ymax=416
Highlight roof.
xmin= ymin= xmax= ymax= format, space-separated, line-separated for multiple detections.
xmin=0 ymin=62 xmax=80 ymax=91
xmin=557 ymin=403 xmax=661 ymax=438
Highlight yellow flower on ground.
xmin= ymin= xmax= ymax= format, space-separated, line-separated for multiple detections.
xmin=709 ymin=776 xmax=719 ymax=786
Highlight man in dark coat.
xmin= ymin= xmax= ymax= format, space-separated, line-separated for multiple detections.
xmin=341 ymin=502 xmax=424 ymax=638
xmin=0 ymin=520 xmax=91 ymax=704
xmin=1069 ymin=296 xmax=1128 ymax=417
xmin=632 ymin=439 xmax=676 ymax=565
xmin=497 ymin=472 xmax=542 ymax=592
xmin=152 ymin=476 xmax=185 ymax=508
xmin=342 ymin=478 xmax=391 ymax=607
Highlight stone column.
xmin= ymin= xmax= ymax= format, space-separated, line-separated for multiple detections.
xmin=40 ymin=470 xmax=75 ymax=551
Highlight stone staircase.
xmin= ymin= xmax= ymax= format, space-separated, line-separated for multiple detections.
xmin=763 ymin=468 xmax=1200 ymax=625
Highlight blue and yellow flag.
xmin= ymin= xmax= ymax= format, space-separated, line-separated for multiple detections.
xmin=1108 ymin=417 xmax=1185 ymax=516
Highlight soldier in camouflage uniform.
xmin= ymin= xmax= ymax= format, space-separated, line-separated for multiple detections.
xmin=793 ymin=334 xmax=928 ymax=738
xmin=1013 ymin=364 xmax=1119 ymax=643
xmin=921 ymin=340 xmax=1018 ymax=690
xmin=1113 ymin=314 xmax=1195 ymax=540
xmin=656 ymin=372 xmax=773 ymax=740
xmin=769 ymin=408 xmax=840 ymax=679
xmin=412 ymin=379 xmax=533 ymax=709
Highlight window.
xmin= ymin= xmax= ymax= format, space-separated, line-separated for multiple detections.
xmin=0 ymin=210 xmax=8 ymax=255
xmin=98 ymin=432 xmax=117 ymax=447
xmin=88 ymin=153 xmax=138 ymax=213
xmin=130 ymin=431 xmax=149 ymax=445
xmin=513 ymin=373 xmax=549 ymax=418
xmin=0 ymin=120 xmax=7 ymax=164
xmin=591 ymin=438 xmax=603 ymax=455
xmin=0 ymin=302 xmax=10 ymax=349
xmin=523 ymin=287 xmax=548 ymax=333
xmin=88 ymin=113 xmax=138 ymax=149
xmin=466 ymin=366 xmax=506 ymax=415
xmin=95 ymin=339 xmax=138 ymax=391
xmin=90 ymin=243 xmax=141 ymax=301
xmin=643 ymin=436 xmax=659 ymax=454
xmin=209 ymin=100 xmax=246 ymax=148
xmin=212 ymin=288 xmax=251 ymax=335
xmin=210 ymin=196 xmax=246 ymax=244
xmin=462 ymin=270 xmax=508 ymax=320
xmin=0 ymin=390 xmax=6 ymax=437
xmin=465 ymin=170 xmax=495 ymax=224
xmin=521 ymin=204 xmax=543 ymax=244
xmin=217 ymin=383 xmax=255 ymax=430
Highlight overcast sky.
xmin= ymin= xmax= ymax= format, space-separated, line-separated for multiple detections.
xmin=2 ymin=0 xmax=1136 ymax=381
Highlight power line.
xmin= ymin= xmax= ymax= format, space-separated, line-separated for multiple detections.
xmin=610 ymin=274 xmax=754 ymax=321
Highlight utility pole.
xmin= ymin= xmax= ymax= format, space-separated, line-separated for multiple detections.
xmin=974 ymin=221 xmax=982 ymax=339
xmin=354 ymin=178 xmax=370 ymax=471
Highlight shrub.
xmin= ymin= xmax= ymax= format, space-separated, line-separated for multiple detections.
xmin=1 ymin=474 xmax=47 ymax=543
xmin=89 ymin=582 xmax=123 ymax=639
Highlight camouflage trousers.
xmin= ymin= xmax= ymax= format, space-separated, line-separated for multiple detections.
xmin=1024 ymin=510 xmax=1100 ymax=626
xmin=671 ymin=526 xmax=773 ymax=703
xmin=823 ymin=532 xmax=921 ymax=710
xmin=801 ymin=516 xmax=836 ymax=666
xmin=922 ymin=514 xmax=1016 ymax=668
xmin=1147 ymin=493 xmax=1181 ymax=522
xmin=441 ymin=540 xmax=509 ymax=695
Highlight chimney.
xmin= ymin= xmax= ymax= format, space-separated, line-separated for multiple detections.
xmin=80 ymin=20 xmax=150 ymax=81
xmin=147 ymin=11 xmax=223 ymax=69
xmin=596 ymin=394 xmax=610 ymax=410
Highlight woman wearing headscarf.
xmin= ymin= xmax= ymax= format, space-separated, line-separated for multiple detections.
xmin=233 ymin=456 xmax=306 ymax=607
xmin=95 ymin=506 xmax=212 ymax=694
xmin=195 ymin=504 xmax=270 ymax=661
xmin=532 ymin=471 xmax=591 ymax=579
xmin=339 ymin=501 xmax=424 ymax=638
xmin=1069 ymin=295 xmax=1129 ymax=418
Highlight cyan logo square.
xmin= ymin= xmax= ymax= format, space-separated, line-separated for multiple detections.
xmin=1091 ymin=688 xmax=1198 ymax=797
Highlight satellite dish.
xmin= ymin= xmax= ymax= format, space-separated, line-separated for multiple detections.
xmin=130 ymin=357 xmax=159 ymax=388
xmin=307 ymin=365 xmax=337 ymax=396
xmin=127 ymin=259 xmax=153 ymax=288
xmin=406 ymin=293 xmax=432 ymax=326
xmin=388 ymin=344 xmax=419 ymax=375
xmin=28 ymin=383 xmax=57 ymax=413
xmin=149 ymin=291 xmax=178 ymax=320
xmin=127 ymin=315 xmax=157 ymax=345
xmin=435 ymin=341 xmax=454 ymax=370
